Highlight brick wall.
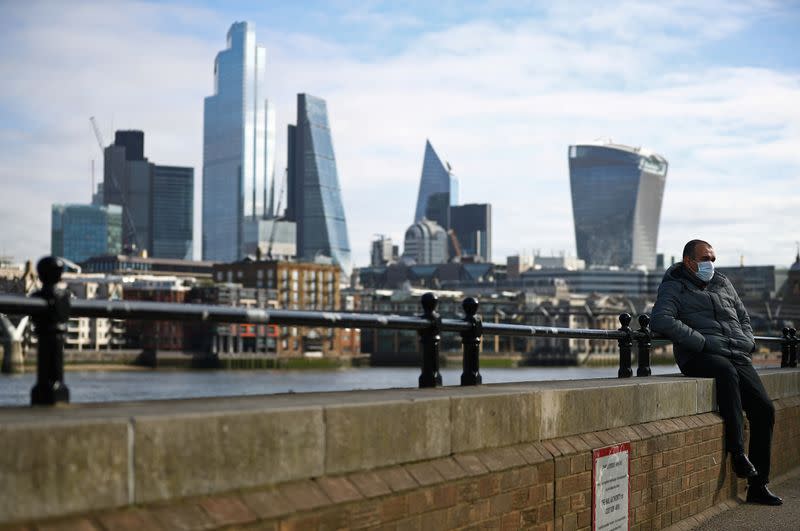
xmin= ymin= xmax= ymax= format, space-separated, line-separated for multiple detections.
xmin=14 ymin=396 xmax=799 ymax=531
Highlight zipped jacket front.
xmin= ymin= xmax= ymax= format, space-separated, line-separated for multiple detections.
xmin=650 ymin=263 xmax=755 ymax=369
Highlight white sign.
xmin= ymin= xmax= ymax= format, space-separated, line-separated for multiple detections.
xmin=592 ymin=442 xmax=630 ymax=531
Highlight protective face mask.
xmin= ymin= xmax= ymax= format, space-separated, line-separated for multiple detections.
xmin=695 ymin=260 xmax=715 ymax=282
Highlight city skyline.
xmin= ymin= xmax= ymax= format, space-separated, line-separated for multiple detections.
xmin=1 ymin=1 xmax=799 ymax=268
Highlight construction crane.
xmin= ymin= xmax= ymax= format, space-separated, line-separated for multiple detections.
xmin=89 ymin=116 xmax=139 ymax=252
xmin=265 ymin=169 xmax=288 ymax=259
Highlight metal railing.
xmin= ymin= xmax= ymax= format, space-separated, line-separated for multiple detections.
xmin=0 ymin=257 xmax=797 ymax=406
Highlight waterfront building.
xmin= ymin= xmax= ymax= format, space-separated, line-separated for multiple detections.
xmin=403 ymin=218 xmax=448 ymax=265
xmin=568 ymin=142 xmax=668 ymax=269
xmin=60 ymin=274 xmax=126 ymax=351
xmin=413 ymin=140 xmax=458 ymax=229
xmin=51 ymin=204 xmax=122 ymax=264
xmin=285 ymin=94 xmax=352 ymax=275
xmin=101 ymin=130 xmax=194 ymax=258
xmin=449 ymin=203 xmax=491 ymax=261
xmin=203 ymin=21 xmax=277 ymax=261
xmin=717 ymin=265 xmax=776 ymax=301
xmin=123 ymin=276 xmax=190 ymax=351
xmin=210 ymin=258 xmax=359 ymax=357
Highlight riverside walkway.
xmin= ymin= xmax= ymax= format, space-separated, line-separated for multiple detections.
xmin=688 ymin=469 xmax=800 ymax=531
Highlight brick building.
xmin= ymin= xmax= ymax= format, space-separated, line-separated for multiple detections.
xmin=211 ymin=258 xmax=359 ymax=358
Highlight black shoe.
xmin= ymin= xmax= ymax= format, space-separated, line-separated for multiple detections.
xmin=731 ymin=453 xmax=758 ymax=479
xmin=746 ymin=485 xmax=783 ymax=505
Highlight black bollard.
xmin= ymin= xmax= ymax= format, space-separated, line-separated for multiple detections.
xmin=617 ymin=313 xmax=633 ymax=378
xmin=781 ymin=327 xmax=790 ymax=368
xmin=790 ymin=328 xmax=798 ymax=368
xmin=418 ymin=292 xmax=442 ymax=388
xmin=460 ymin=297 xmax=482 ymax=386
xmin=636 ymin=314 xmax=652 ymax=377
xmin=31 ymin=256 xmax=70 ymax=405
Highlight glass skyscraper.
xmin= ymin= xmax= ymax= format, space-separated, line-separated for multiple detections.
xmin=286 ymin=94 xmax=352 ymax=276
xmin=152 ymin=165 xmax=194 ymax=259
xmin=413 ymin=140 xmax=459 ymax=229
xmin=568 ymin=142 xmax=668 ymax=269
xmin=450 ymin=203 xmax=492 ymax=262
xmin=202 ymin=21 xmax=277 ymax=261
xmin=102 ymin=131 xmax=193 ymax=259
xmin=51 ymin=204 xmax=122 ymax=263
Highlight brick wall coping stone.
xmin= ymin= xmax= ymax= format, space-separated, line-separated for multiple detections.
xmin=0 ymin=368 xmax=798 ymax=524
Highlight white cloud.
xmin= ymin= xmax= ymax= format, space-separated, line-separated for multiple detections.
xmin=0 ymin=0 xmax=798 ymax=270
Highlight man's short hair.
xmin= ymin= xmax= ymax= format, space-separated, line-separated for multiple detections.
xmin=683 ymin=239 xmax=710 ymax=259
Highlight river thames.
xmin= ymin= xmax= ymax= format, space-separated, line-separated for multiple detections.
xmin=0 ymin=365 xmax=685 ymax=407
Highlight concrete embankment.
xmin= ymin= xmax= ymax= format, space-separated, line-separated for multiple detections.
xmin=1 ymin=369 xmax=799 ymax=530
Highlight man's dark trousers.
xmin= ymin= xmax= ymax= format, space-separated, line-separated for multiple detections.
xmin=682 ymin=354 xmax=775 ymax=485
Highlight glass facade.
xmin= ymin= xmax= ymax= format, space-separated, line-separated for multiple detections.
xmin=413 ymin=140 xmax=458 ymax=227
xmin=152 ymin=165 xmax=194 ymax=259
xmin=202 ymin=22 xmax=275 ymax=261
xmin=51 ymin=204 xmax=122 ymax=263
xmin=450 ymin=203 xmax=492 ymax=262
xmin=568 ymin=144 xmax=668 ymax=269
xmin=286 ymin=94 xmax=352 ymax=276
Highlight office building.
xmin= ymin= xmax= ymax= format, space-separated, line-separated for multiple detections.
xmin=51 ymin=204 xmax=122 ymax=263
xmin=371 ymin=235 xmax=397 ymax=267
xmin=568 ymin=142 xmax=668 ymax=269
xmin=413 ymin=140 xmax=458 ymax=229
xmin=203 ymin=21 xmax=277 ymax=261
xmin=403 ymin=218 xmax=448 ymax=265
xmin=151 ymin=165 xmax=194 ymax=259
xmin=101 ymin=131 xmax=194 ymax=259
xmin=286 ymin=94 xmax=352 ymax=275
xmin=449 ymin=203 xmax=491 ymax=261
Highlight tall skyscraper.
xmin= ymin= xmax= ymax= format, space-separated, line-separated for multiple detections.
xmin=413 ymin=140 xmax=459 ymax=229
xmin=450 ymin=203 xmax=492 ymax=262
xmin=51 ymin=204 xmax=122 ymax=263
xmin=101 ymin=131 xmax=194 ymax=259
xmin=286 ymin=94 xmax=352 ymax=276
xmin=568 ymin=142 xmax=668 ymax=269
xmin=151 ymin=166 xmax=194 ymax=259
xmin=202 ymin=21 xmax=277 ymax=262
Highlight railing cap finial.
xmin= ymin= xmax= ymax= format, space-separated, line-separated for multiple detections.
xmin=783 ymin=327 xmax=791 ymax=338
xmin=638 ymin=314 xmax=650 ymax=328
xmin=420 ymin=292 xmax=438 ymax=316
xmin=462 ymin=297 xmax=479 ymax=317
xmin=618 ymin=312 xmax=632 ymax=328
xmin=790 ymin=327 xmax=797 ymax=338
xmin=37 ymin=256 xmax=64 ymax=288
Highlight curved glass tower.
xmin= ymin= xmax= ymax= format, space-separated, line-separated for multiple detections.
xmin=202 ymin=22 xmax=276 ymax=261
xmin=413 ymin=140 xmax=458 ymax=229
xmin=286 ymin=94 xmax=352 ymax=276
xmin=568 ymin=143 xmax=668 ymax=269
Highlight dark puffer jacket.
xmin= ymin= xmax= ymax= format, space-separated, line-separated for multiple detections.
xmin=650 ymin=263 xmax=755 ymax=369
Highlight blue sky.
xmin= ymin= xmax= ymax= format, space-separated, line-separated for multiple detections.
xmin=0 ymin=0 xmax=799 ymax=268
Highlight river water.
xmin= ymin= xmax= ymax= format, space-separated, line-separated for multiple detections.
xmin=0 ymin=365 xmax=684 ymax=407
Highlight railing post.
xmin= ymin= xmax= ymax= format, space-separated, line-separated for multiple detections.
xmin=31 ymin=256 xmax=70 ymax=406
xmin=617 ymin=313 xmax=633 ymax=378
xmin=789 ymin=328 xmax=798 ymax=368
xmin=418 ymin=292 xmax=442 ymax=388
xmin=781 ymin=327 xmax=790 ymax=368
xmin=636 ymin=314 xmax=652 ymax=377
xmin=460 ymin=297 xmax=482 ymax=386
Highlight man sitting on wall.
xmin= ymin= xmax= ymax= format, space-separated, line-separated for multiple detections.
xmin=650 ymin=239 xmax=782 ymax=505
